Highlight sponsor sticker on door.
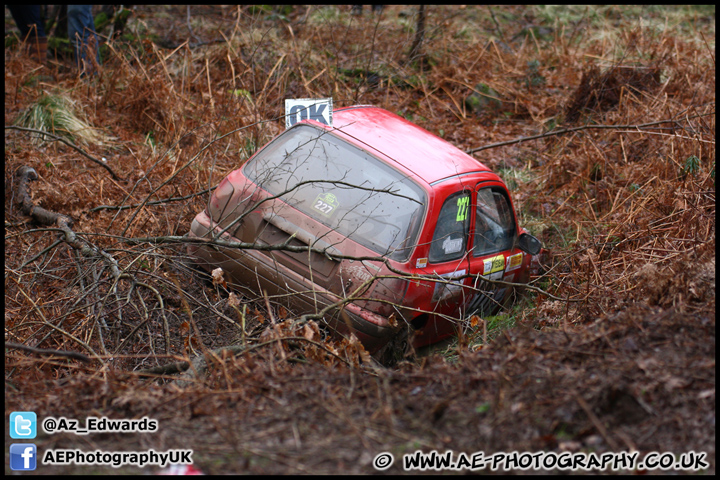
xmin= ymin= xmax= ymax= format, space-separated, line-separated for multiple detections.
xmin=483 ymin=254 xmax=505 ymax=275
xmin=505 ymin=252 xmax=523 ymax=272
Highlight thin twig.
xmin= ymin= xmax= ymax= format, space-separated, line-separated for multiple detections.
xmin=487 ymin=6 xmax=507 ymax=45
xmin=19 ymin=238 xmax=64 ymax=270
xmin=5 ymin=125 xmax=123 ymax=181
xmin=614 ymin=130 xmax=715 ymax=144
xmin=10 ymin=276 xmax=101 ymax=359
xmin=5 ymin=342 xmax=91 ymax=363
xmin=137 ymin=335 xmax=364 ymax=378
xmin=88 ymin=186 xmax=209 ymax=212
xmin=575 ymin=395 xmax=620 ymax=451
xmin=119 ymin=116 xmax=284 ymax=238
xmin=465 ymin=113 xmax=714 ymax=155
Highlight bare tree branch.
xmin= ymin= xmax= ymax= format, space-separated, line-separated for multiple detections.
xmin=89 ymin=186 xmax=217 ymax=213
xmin=14 ymin=166 xmax=122 ymax=278
xmin=6 ymin=125 xmax=123 ymax=181
xmin=5 ymin=342 xmax=91 ymax=363
xmin=464 ymin=113 xmax=714 ymax=155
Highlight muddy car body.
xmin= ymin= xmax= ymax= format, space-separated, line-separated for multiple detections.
xmin=188 ymin=105 xmax=541 ymax=355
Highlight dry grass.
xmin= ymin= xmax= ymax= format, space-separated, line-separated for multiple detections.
xmin=14 ymin=91 xmax=108 ymax=145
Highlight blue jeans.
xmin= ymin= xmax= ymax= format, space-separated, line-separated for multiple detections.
xmin=67 ymin=5 xmax=101 ymax=71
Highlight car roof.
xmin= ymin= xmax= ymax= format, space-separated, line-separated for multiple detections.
xmin=323 ymin=105 xmax=492 ymax=185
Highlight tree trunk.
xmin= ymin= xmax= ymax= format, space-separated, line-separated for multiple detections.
xmin=407 ymin=5 xmax=426 ymax=65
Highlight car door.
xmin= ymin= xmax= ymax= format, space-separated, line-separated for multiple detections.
xmin=419 ymin=189 xmax=475 ymax=336
xmin=466 ymin=184 xmax=523 ymax=316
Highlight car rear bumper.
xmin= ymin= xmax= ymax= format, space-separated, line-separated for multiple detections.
xmin=188 ymin=211 xmax=396 ymax=353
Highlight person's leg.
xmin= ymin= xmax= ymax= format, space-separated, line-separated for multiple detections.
xmin=8 ymin=5 xmax=47 ymax=61
xmin=67 ymin=5 xmax=101 ymax=73
xmin=8 ymin=5 xmax=46 ymax=39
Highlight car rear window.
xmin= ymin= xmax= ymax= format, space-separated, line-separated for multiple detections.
xmin=243 ymin=125 xmax=427 ymax=261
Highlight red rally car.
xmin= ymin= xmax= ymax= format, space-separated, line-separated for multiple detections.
xmin=187 ymin=105 xmax=542 ymax=358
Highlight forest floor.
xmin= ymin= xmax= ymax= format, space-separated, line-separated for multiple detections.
xmin=5 ymin=5 xmax=715 ymax=474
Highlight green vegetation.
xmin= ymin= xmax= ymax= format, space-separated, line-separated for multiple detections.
xmin=14 ymin=93 xmax=106 ymax=145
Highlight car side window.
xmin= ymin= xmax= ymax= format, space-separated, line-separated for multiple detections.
xmin=429 ymin=191 xmax=471 ymax=263
xmin=474 ymin=188 xmax=516 ymax=256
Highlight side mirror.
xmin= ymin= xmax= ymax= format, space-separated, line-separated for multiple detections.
xmin=518 ymin=233 xmax=542 ymax=256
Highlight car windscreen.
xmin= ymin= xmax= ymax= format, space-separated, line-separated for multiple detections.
xmin=243 ymin=125 xmax=427 ymax=261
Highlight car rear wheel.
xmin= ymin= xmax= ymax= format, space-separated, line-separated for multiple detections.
xmin=373 ymin=324 xmax=416 ymax=367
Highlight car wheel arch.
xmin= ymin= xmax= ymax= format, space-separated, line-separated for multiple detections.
xmin=410 ymin=314 xmax=429 ymax=330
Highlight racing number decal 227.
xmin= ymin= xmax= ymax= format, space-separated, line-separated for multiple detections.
xmin=456 ymin=195 xmax=469 ymax=222
xmin=313 ymin=192 xmax=339 ymax=217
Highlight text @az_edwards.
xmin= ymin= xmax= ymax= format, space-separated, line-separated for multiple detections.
xmin=42 ymin=416 xmax=157 ymax=435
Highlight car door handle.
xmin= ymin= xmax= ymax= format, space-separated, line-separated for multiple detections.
xmin=263 ymin=212 xmax=342 ymax=257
